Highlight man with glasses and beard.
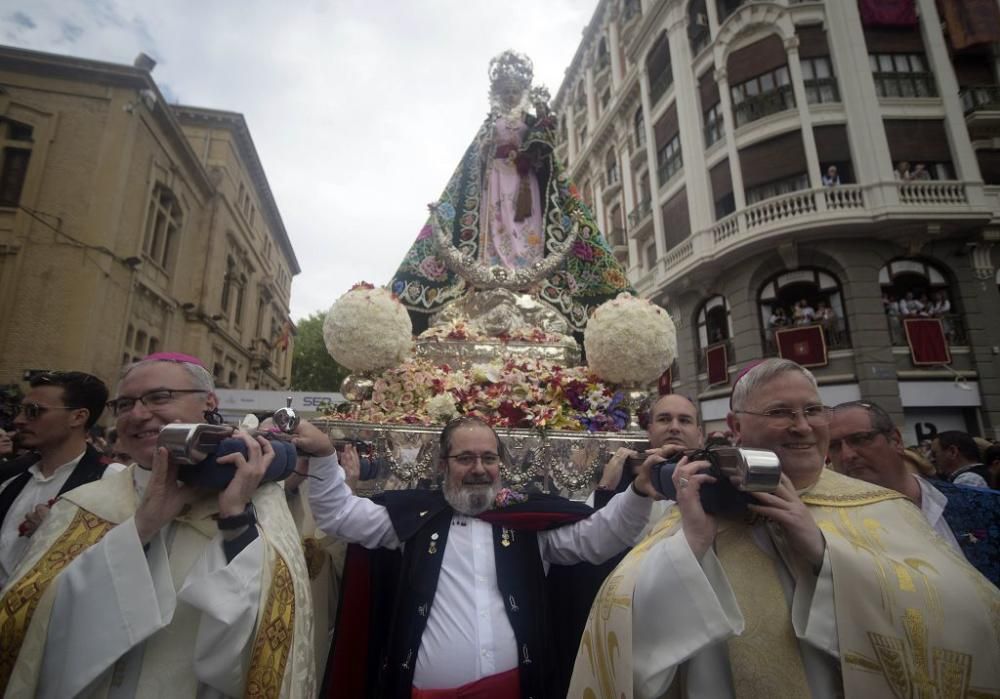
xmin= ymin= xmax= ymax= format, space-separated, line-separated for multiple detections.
xmin=570 ymin=358 xmax=1000 ymax=698
xmin=0 ymin=353 xmax=313 ymax=698
xmin=293 ymin=415 xmax=656 ymax=698
xmin=828 ymin=400 xmax=999 ymax=586
xmin=0 ymin=371 xmax=111 ymax=589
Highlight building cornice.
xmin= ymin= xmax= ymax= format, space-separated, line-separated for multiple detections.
xmin=172 ymin=106 xmax=300 ymax=275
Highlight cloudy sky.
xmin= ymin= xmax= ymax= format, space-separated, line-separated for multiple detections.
xmin=1 ymin=0 xmax=599 ymax=320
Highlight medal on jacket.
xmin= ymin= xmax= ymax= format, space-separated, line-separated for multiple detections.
xmin=501 ymin=527 xmax=514 ymax=547
xmin=428 ymin=532 xmax=439 ymax=554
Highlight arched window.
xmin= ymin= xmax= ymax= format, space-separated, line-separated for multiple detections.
xmin=634 ymin=107 xmax=645 ymax=149
xmin=688 ymin=0 xmax=710 ymax=55
xmin=698 ymin=296 xmax=732 ymax=348
xmin=605 ymin=148 xmax=619 ymax=187
xmin=697 ymin=295 xmax=732 ymax=375
xmin=758 ymin=268 xmax=849 ymax=352
xmin=879 ymin=258 xmax=963 ymax=344
xmin=646 ymin=33 xmax=673 ymax=105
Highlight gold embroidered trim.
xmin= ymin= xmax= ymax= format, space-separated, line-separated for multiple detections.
xmin=802 ymin=470 xmax=906 ymax=507
xmin=0 ymin=509 xmax=113 ymax=689
xmin=245 ymin=553 xmax=296 ymax=698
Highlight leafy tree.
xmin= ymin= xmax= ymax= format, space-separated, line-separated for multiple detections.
xmin=289 ymin=311 xmax=349 ymax=392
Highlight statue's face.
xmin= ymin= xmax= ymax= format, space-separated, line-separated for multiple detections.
xmin=493 ymin=76 xmax=527 ymax=109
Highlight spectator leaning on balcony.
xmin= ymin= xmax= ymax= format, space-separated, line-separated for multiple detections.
xmin=821 ymin=165 xmax=840 ymax=186
xmin=894 ymin=160 xmax=912 ymax=180
xmin=793 ymin=299 xmax=815 ymax=326
xmin=912 ymin=162 xmax=932 ymax=180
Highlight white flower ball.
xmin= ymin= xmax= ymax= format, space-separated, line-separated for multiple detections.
xmin=323 ymin=285 xmax=413 ymax=372
xmin=584 ymin=293 xmax=677 ymax=385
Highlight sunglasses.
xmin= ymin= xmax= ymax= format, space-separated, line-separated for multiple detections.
xmin=15 ymin=402 xmax=81 ymax=421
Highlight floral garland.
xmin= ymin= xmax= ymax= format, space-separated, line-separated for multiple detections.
xmin=419 ymin=320 xmax=567 ymax=345
xmin=327 ymin=356 xmax=628 ymax=432
xmin=323 ymin=282 xmax=413 ymax=373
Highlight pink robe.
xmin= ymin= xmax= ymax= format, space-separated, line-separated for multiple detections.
xmin=479 ymin=116 xmax=544 ymax=269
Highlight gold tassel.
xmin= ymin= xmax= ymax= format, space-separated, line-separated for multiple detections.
xmin=514 ymin=173 xmax=532 ymax=222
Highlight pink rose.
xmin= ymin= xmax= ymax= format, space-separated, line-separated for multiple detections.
xmin=418 ymin=256 xmax=448 ymax=281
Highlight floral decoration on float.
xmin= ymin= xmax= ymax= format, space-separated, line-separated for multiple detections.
xmin=322 ymin=282 xmax=414 ymax=374
xmin=329 ymin=357 xmax=628 ymax=433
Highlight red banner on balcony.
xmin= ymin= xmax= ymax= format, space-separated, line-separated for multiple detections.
xmin=775 ymin=325 xmax=828 ymax=368
xmin=858 ymin=0 xmax=917 ymax=26
xmin=937 ymin=0 xmax=1000 ymax=49
xmin=904 ymin=318 xmax=951 ymax=366
xmin=705 ymin=344 xmax=729 ymax=386
xmin=658 ymin=367 xmax=672 ymax=396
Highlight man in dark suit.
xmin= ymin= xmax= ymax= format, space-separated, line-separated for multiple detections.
xmin=0 ymin=371 xmax=110 ymax=589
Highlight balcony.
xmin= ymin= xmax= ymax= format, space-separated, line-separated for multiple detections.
xmin=733 ymin=85 xmax=795 ymax=128
xmin=886 ymin=313 xmax=967 ymax=347
xmin=627 ymin=198 xmax=652 ymax=231
xmin=962 ymin=85 xmax=1000 ymax=113
xmin=961 ymin=85 xmax=1000 ymax=130
xmin=633 ymin=180 xmax=992 ymax=296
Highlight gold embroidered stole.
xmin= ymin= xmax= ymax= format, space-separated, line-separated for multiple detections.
xmin=0 ymin=468 xmax=315 ymax=699
xmin=803 ymin=470 xmax=1000 ymax=698
xmin=0 ymin=508 xmax=114 ymax=690
xmin=568 ymin=468 xmax=1000 ymax=698
xmin=715 ymin=517 xmax=810 ymax=699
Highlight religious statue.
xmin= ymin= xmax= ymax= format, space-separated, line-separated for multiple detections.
xmin=390 ymin=50 xmax=632 ymax=337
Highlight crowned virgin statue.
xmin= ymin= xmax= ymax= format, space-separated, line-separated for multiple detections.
xmin=390 ymin=50 xmax=633 ymax=337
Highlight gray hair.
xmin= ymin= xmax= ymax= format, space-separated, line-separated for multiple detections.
xmin=833 ymin=400 xmax=895 ymax=434
xmin=730 ymin=358 xmax=817 ymax=411
xmin=118 ymin=358 xmax=215 ymax=394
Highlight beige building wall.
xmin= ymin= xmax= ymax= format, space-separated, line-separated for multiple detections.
xmin=0 ymin=46 xmax=298 ymax=396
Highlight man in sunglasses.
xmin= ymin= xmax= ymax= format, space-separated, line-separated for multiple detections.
xmin=0 ymin=371 xmax=110 ymax=589
xmin=570 ymin=358 xmax=1000 ymax=698
xmin=0 ymin=352 xmax=313 ymax=698
xmin=828 ymin=400 xmax=999 ymax=586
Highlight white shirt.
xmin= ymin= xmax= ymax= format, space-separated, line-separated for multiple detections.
xmin=952 ymin=466 xmax=990 ymax=489
xmin=0 ymin=451 xmax=83 ymax=589
xmin=307 ymin=453 xmax=652 ymax=690
xmin=914 ymin=475 xmax=963 ymax=552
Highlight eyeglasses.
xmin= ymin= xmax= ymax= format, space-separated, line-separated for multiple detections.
xmin=15 ymin=402 xmax=81 ymax=421
xmin=828 ymin=429 xmax=888 ymax=453
xmin=106 ymin=389 xmax=208 ymax=417
xmin=734 ymin=405 xmax=833 ymax=428
xmin=448 ymin=452 xmax=501 ymax=468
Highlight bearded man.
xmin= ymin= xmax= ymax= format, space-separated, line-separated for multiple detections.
xmin=293 ymin=415 xmax=656 ymax=698
xmin=569 ymin=358 xmax=1000 ymax=698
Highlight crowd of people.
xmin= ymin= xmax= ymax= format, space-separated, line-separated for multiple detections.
xmin=0 ymin=354 xmax=997 ymax=697
xmin=765 ymin=298 xmax=841 ymax=347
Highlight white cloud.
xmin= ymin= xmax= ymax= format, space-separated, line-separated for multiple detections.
xmin=0 ymin=0 xmax=596 ymax=319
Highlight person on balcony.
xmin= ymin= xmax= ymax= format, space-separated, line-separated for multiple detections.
xmin=793 ymin=299 xmax=815 ymax=326
xmin=821 ymin=165 xmax=840 ymax=186
xmin=912 ymin=163 xmax=932 ymax=180
xmin=894 ymin=160 xmax=912 ymax=180
xmin=816 ymin=301 xmax=837 ymax=344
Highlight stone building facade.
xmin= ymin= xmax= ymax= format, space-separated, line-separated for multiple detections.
xmin=0 ymin=46 xmax=298 ymax=393
xmin=553 ymin=0 xmax=1000 ymax=440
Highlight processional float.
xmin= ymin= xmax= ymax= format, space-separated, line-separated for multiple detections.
xmin=316 ymin=51 xmax=678 ymax=496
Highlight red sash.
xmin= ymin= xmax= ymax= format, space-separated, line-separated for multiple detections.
xmin=411 ymin=668 xmax=520 ymax=699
